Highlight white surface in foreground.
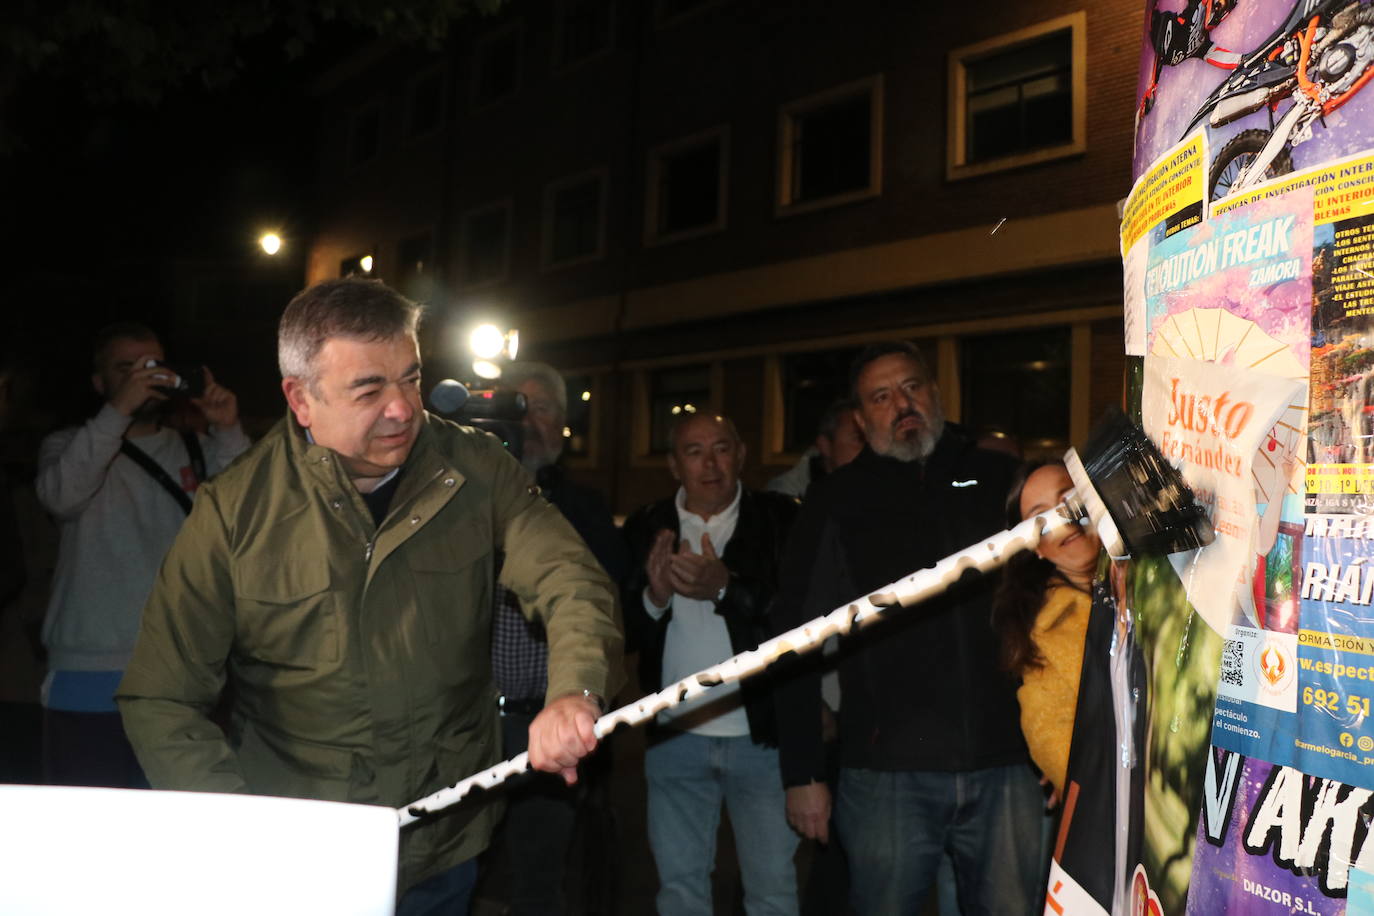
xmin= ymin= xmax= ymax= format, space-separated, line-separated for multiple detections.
xmin=0 ymin=785 xmax=399 ymax=915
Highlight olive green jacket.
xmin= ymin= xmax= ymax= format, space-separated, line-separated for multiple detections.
xmin=117 ymin=412 xmax=623 ymax=892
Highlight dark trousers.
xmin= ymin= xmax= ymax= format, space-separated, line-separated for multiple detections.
xmin=398 ymin=859 xmax=477 ymax=916
xmin=42 ymin=708 xmax=147 ymax=788
xmin=486 ymin=708 xmax=582 ymax=916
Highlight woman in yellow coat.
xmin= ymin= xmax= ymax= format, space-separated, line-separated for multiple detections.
xmin=994 ymin=461 xmax=1101 ymax=802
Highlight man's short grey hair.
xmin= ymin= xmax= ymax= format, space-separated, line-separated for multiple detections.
xmin=501 ymin=361 xmax=567 ymax=417
xmin=278 ymin=278 xmax=422 ymax=383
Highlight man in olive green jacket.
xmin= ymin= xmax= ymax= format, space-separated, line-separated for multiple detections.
xmin=117 ymin=278 xmax=622 ymax=910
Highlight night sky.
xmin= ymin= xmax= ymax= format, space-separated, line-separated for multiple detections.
xmin=1 ymin=24 xmax=374 ymax=429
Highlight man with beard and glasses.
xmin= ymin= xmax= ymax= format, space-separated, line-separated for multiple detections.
xmin=771 ymin=341 xmax=1044 ymax=915
xmin=117 ymin=280 xmax=622 ymax=915
xmin=37 ymin=322 xmax=249 ymax=788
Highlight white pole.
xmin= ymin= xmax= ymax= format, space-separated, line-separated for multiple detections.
xmin=398 ymin=505 xmax=1081 ymax=827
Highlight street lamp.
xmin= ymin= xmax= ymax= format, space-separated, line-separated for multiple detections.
xmin=259 ymin=232 xmax=283 ymax=255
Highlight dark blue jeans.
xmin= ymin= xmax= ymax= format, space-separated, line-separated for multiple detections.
xmin=397 ymin=859 xmax=477 ymax=916
xmin=834 ymin=764 xmax=1045 ymax=916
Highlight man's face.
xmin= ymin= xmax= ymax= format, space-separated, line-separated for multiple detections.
xmin=854 ymin=353 xmax=945 ymax=462
xmin=669 ymin=415 xmax=745 ymax=515
xmin=93 ymin=335 xmax=165 ymax=420
xmin=515 ymin=378 xmax=564 ymax=472
xmin=282 ymin=334 xmax=423 ymax=480
xmin=817 ymin=408 xmax=865 ymax=473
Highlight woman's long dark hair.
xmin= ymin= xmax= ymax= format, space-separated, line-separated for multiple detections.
xmin=994 ymin=458 xmax=1068 ymax=677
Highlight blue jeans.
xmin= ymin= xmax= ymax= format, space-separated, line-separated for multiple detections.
xmin=835 ymin=764 xmax=1045 ymax=916
xmin=646 ymin=731 xmax=799 ymax=916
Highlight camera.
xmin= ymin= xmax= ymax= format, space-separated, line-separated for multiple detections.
xmin=429 ymin=381 xmax=526 ymax=459
xmin=144 ymin=359 xmax=206 ymax=399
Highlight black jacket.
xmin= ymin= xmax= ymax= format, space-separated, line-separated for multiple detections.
xmin=535 ymin=463 xmax=629 ymax=583
xmin=623 ymin=487 xmax=799 ymax=746
xmin=771 ymin=425 xmax=1028 ymax=786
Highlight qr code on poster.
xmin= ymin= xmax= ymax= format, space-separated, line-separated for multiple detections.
xmin=1221 ymin=639 xmax=1245 ymax=688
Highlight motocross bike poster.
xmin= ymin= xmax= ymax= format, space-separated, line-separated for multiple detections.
xmin=1051 ymin=0 xmax=1374 ymax=913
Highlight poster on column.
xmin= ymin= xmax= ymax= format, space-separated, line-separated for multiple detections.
xmin=1187 ymin=748 xmax=1374 ymax=914
xmin=1066 ymin=0 xmax=1374 ymax=911
xmin=1141 ymin=184 xmax=1312 ymax=636
xmin=1309 ymin=205 xmax=1374 ymax=513
xmin=1212 ymin=515 xmax=1374 ymax=792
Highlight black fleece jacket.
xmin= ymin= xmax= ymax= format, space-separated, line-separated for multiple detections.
xmin=623 ymin=487 xmax=799 ymax=747
xmin=770 ymin=425 xmax=1029 ymax=787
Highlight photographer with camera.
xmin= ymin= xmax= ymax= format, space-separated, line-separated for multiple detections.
xmin=36 ymin=321 xmax=249 ymax=788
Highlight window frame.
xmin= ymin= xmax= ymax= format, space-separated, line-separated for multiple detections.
xmin=630 ymin=360 xmax=725 ymax=467
xmin=759 ymin=311 xmax=1102 ymax=466
xmin=457 ymin=199 xmax=514 ymax=289
xmin=541 ymin=168 xmax=609 ymax=271
xmin=471 ymin=21 xmax=524 ymax=111
xmin=560 ymin=369 xmax=606 ymax=470
xmin=404 ymin=66 xmax=447 ymax=141
xmin=775 ymin=75 xmax=884 ymax=217
xmin=645 ymin=125 xmax=730 ymax=246
xmin=553 ymin=0 xmax=616 ymax=73
xmin=346 ymin=103 xmax=383 ymax=168
xmin=395 ymin=228 xmax=436 ymax=302
xmin=945 ymin=11 xmax=1087 ymax=181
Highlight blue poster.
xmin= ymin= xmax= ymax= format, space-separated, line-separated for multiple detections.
xmin=1213 ymin=515 xmax=1374 ymax=788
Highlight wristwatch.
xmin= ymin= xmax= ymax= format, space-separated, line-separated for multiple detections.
xmin=581 ymin=688 xmax=607 ymax=713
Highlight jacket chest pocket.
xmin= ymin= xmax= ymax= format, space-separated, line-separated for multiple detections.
xmin=233 ymin=557 xmax=339 ymax=665
xmin=405 ymin=520 xmax=493 ymax=660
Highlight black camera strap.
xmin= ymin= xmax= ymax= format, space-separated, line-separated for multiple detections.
xmin=119 ymin=430 xmax=206 ymax=516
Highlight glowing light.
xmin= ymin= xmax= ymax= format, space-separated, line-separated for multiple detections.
xmin=562 ymin=426 xmax=572 ymax=438
xmin=470 ymin=325 xmax=505 ymax=359
xmin=359 ymin=255 xmax=374 ymax=273
xmin=472 ymin=360 xmax=502 ymax=379
xmin=671 ymin=406 xmax=682 ymax=415
xmin=506 ymin=330 xmax=519 ymax=360
xmin=581 ymin=390 xmax=591 ymax=402
xmin=259 ymin=233 xmax=282 ymax=255
xmin=683 ymin=403 xmax=697 ymax=413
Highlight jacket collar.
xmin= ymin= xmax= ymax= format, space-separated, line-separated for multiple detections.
xmin=851 ymin=423 xmax=974 ymax=480
xmin=285 ymin=409 xmax=461 ymax=499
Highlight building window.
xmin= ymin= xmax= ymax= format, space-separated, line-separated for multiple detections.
xmin=406 ymin=70 xmax=444 ymax=138
xmin=648 ymin=365 xmax=712 ymax=454
xmin=959 ymin=326 xmax=1071 ymax=456
xmin=396 ymin=232 xmax=433 ymax=302
xmin=555 ymin=0 xmax=614 ymax=69
xmin=777 ymin=348 xmax=862 ymax=454
xmin=340 ymin=253 xmax=375 ymax=277
xmin=473 ymin=24 xmax=522 ymax=108
xmin=563 ymin=373 xmax=596 ymax=461
xmin=646 ymin=127 xmax=728 ymax=244
xmin=459 ymin=201 xmax=512 ymax=287
xmin=543 ymin=170 xmax=607 ymax=268
xmin=348 ymin=106 xmax=381 ymax=166
xmin=777 ymin=76 xmax=883 ymax=215
xmin=947 ymin=12 xmax=1086 ymax=180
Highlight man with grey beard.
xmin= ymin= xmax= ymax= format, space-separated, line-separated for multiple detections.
xmin=770 ymin=341 xmax=1045 ymax=915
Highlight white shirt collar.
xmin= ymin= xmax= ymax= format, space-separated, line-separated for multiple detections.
xmin=674 ymin=481 xmax=742 ymax=527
